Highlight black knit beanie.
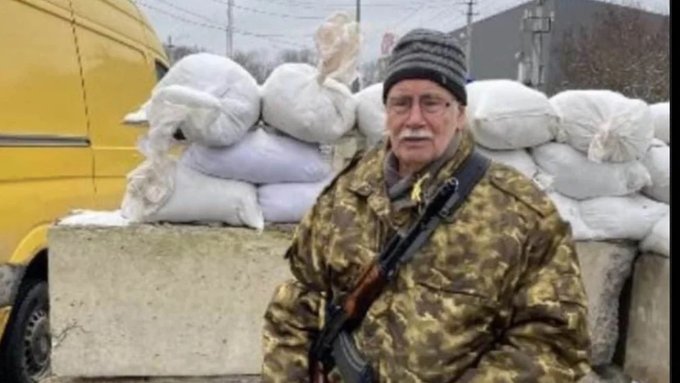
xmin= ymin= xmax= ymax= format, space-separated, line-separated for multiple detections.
xmin=382 ymin=28 xmax=468 ymax=105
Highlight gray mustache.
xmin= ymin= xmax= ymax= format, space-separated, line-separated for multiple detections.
xmin=398 ymin=129 xmax=434 ymax=140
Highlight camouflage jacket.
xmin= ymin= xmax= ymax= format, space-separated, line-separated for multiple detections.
xmin=263 ymin=130 xmax=591 ymax=382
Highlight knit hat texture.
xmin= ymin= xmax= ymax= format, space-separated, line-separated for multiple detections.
xmin=382 ymin=28 xmax=468 ymax=105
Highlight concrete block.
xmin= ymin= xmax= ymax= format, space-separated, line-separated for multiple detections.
xmin=575 ymin=241 xmax=637 ymax=366
xmin=43 ymin=376 xmax=261 ymax=383
xmin=48 ymin=224 xmax=292 ymax=377
xmin=579 ymin=365 xmax=632 ymax=383
xmin=623 ymin=253 xmax=670 ymax=383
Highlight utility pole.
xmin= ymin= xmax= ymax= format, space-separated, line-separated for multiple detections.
xmin=521 ymin=0 xmax=552 ymax=90
xmin=226 ymin=0 xmax=234 ymax=57
xmin=465 ymin=0 xmax=477 ymax=75
xmin=352 ymin=0 xmax=361 ymax=93
xmin=531 ymin=0 xmax=544 ymax=89
xmin=166 ymin=35 xmax=175 ymax=64
xmin=356 ymin=0 xmax=361 ymax=23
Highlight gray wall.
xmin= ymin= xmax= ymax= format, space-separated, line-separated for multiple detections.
xmin=450 ymin=0 xmax=668 ymax=95
xmin=548 ymin=0 xmax=669 ymax=94
xmin=451 ymin=1 xmax=541 ymax=82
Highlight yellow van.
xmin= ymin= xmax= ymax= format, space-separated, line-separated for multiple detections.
xmin=0 ymin=1 xmax=168 ymax=381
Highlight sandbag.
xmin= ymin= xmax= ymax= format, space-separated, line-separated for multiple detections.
xmin=261 ymin=63 xmax=356 ymax=144
xmin=547 ymin=192 xmax=596 ymax=241
xmin=466 ymin=80 xmax=557 ymax=149
xmin=355 ymin=83 xmax=386 ymax=146
xmin=258 ymin=177 xmax=333 ymax=223
xmin=550 ymin=90 xmax=654 ymax=162
xmin=579 ymin=194 xmax=669 ymax=241
xmin=640 ymin=212 xmax=670 ymax=257
xmin=261 ymin=13 xmax=359 ymax=144
xmin=122 ymin=161 xmax=263 ymax=230
xmin=315 ymin=12 xmax=361 ymax=86
xmin=476 ymin=146 xmax=537 ymax=179
xmin=128 ymin=53 xmax=260 ymax=146
xmin=650 ymin=102 xmax=670 ymax=144
xmin=532 ymin=143 xmax=651 ymax=200
xmin=121 ymin=157 xmax=176 ymax=221
xmin=181 ymin=127 xmax=331 ymax=184
xmin=641 ymin=143 xmax=669 ymax=203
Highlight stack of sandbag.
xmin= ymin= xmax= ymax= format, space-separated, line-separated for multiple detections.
xmin=253 ymin=12 xmax=359 ymax=222
xmin=122 ymin=12 xmax=360 ymax=228
xmin=463 ymin=79 xmax=557 ymax=184
xmin=120 ymin=53 xmax=265 ymax=230
xmin=261 ymin=12 xmax=359 ymax=144
xmin=125 ymin=53 xmax=261 ymax=146
xmin=528 ymin=90 xmax=669 ymax=252
xmin=354 ymin=83 xmax=386 ymax=146
xmin=467 ymin=79 xmax=558 ymax=150
xmin=181 ymin=126 xmax=335 ymax=224
xmin=650 ymin=102 xmax=670 ymax=144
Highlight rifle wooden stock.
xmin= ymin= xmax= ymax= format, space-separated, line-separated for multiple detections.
xmin=309 ymin=262 xmax=385 ymax=382
xmin=342 ymin=263 xmax=386 ymax=323
xmin=311 ymin=361 xmax=329 ymax=383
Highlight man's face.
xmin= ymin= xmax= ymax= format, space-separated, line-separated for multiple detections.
xmin=385 ymin=79 xmax=467 ymax=172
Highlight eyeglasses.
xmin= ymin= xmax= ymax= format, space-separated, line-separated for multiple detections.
xmin=385 ymin=95 xmax=452 ymax=116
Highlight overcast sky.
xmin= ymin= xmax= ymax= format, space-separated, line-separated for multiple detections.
xmin=135 ymin=0 xmax=669 ymax=62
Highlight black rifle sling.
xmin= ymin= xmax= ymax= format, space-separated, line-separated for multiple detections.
xmin=396 ymin=150 xmax=492 ymax=266
xmin=312 ymin=150 xmax=492 ymax=382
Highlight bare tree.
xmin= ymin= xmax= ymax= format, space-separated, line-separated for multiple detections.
xmin=163 ymin=43 xmax=206 ymax=65
xmin=277 ymin=48 xmax=317 ymax=65
xmin=359 ymin=57 xmax=391 ymax=87
xmin=232 ymin=49 xmax=275 ymax=84
xmin=552 ymin=4 xmax=669 ymax=103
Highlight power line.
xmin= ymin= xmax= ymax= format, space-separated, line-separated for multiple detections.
xmin=389 ymin=3 xmax=429 ymax=32
xmin=420 ymin=8 xmax=466 ymax=30
xmin=237 ymin=0 xmax=443 ymax=9
xmin=152 ymin=0 xmax=222 ymax=25
xmin=137 ymin=1 xmax=227 ymax=31
xmin=203 ymin=0 xmax=326 ymax=19
xmin=233 ymin=4 xmax=325 ymax=20
xmin=135 ymin=1 xmax=311 ymax=49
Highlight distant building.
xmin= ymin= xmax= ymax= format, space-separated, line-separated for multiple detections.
xmin=449 ymin=0 xmax=669 ymax=95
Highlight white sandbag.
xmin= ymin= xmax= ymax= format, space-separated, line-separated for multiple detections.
xmin=122 ymin=161 xmax=263 ymax=230
xmin=532 ymin=143 xmax=651 ymax=200
xmin=258 ymin=177 xmax=333 ymax=223
xmin=550 ymin=90 xmax=654 ymax=162
xmin=641 ymin=143 xmax=669 ymax=203
xmin=466 ymin=80 xmax=557 ymax=149
xmin=547 ymin=193 xmax=596 ymax=241
xmin=476 ymin=146 xmax=537 ymax=179
xmin=261 ymin=13 xmax=359 ymax=144
xmin=355 ymin=83 xmax=386 ymax=146
xmin=650 ymin=102 xmax=670 ymax=144
xmin=181 ymin=127 xmax=332 ymax=184
xmin=262 ymin=63 xmax=357 ymax=144
xmin=121 ymin=157 xmax=176 ymax=221
xmin=579 ymin=194 xmax=669 ymax=241
xmin=130 ymin=53 xmax=260 ymax=146
xmin=147 ymin=85 xmax=222 ymax=142
xmin=315 ymin=12 xmax=361 ymax=86
xmin=532 ymin=170 xmax=555 ymax=192
xmin=123 ymin=99 xmax=149 ymax=125
xmin=640 ymin=213 xmax=670 ymax=257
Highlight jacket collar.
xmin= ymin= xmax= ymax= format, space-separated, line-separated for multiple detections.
xmin=347 ymin=129 xmax=476 ymax=220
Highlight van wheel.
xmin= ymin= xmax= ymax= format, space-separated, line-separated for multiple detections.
xmin=0 ymin=280 xmax=50 ymax=383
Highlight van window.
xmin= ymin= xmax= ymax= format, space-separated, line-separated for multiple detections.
xmin=155 ymin=60 xmax=168 ymax=82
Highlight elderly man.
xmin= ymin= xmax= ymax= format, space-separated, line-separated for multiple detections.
xmin=262 ymin=28 xmax=590 ymax=382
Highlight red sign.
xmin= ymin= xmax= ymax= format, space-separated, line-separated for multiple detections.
xmin=381 ymin=32 xmax=396 ymax=55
